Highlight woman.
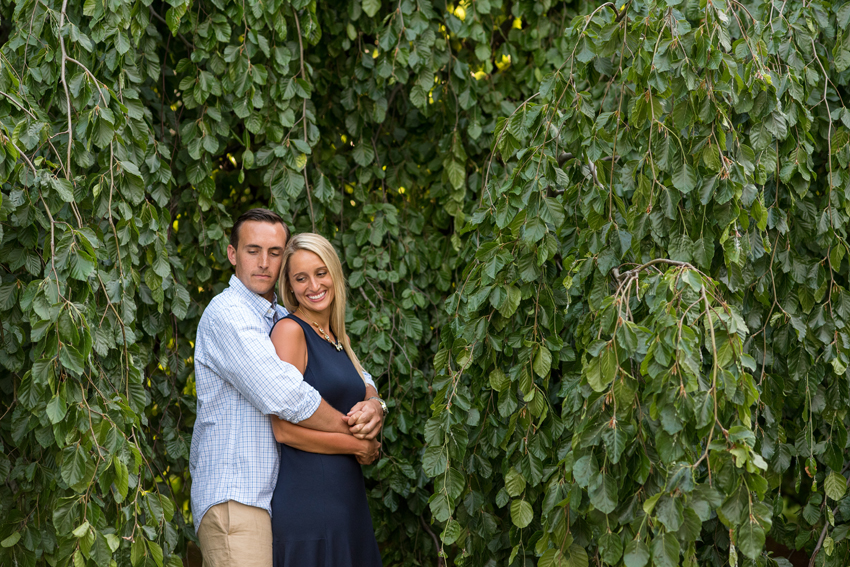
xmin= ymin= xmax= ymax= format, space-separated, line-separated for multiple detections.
xmin=268 ymin=233 xmax=383 ymax=567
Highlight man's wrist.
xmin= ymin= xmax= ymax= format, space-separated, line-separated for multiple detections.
xmin=366 ymin=396 xmax=388 ymax=417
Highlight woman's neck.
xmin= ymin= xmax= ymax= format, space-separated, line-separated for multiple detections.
xmin=295 ymin=306 xmax=333 ymax=336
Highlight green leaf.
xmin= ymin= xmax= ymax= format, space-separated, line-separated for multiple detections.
xmin=533 ymin=345 xmax=552 ymax=377
xmin=446 ymin=160 xmax=466 ymax=190
xmin=72 ymin=521 xmax=90 ymax=538
xmin=46 ymin=393 xmax=68 ymax=424
xmin=59 ymin=344 xmax=86 ymax=375
xmin=441 ymin=519 xmax=462 ymax=545
xmin=131 ymin=535 xmax=146 ymax=567
xmin=498 ymin=286 xmax=521 ymax=318
xmin=505 ymin=467 xmax=526 ymax=497
xmin=599 ymin=532 xmax=623 ymax=564
xmin=589 ymin=474 xmax=618 ymax=514
xmin=567 ymin=544 xmax=589 ymax=567
xmin=166 ymin=6 xmax=183 ymax=34
xmin=429 ymin=493 xmax=452 ymax=522
xmin=737 ymin=521 xmax=765 ymax=560
xmin=171 ymin=283 xmax=190 ymax=319
xmin=490 ymin=368 xmax=510 ymax=392
xmin=362 ymin=0 xmax=381 ymax=17
xmin=602 ymin=425 xmax=628 ymax=464
xmin=0 ymin=532 xmax=20 ymax=548
xmin=69 ymin=250 xmax=95 ymax=280
xmin=352 ymin=141 xmax=375 ymax=166
xmin=656 ymin=495 xmax=684 ymax=531
xmin=825 ymin=471 xmax=847 ymax=501
xmin=51 ymin=178 xmax=75 ymax=202
xmin=147 ymin=540 xmax=164 ymax=567
xmin=624 ymin=539 xmax=650 ymax=567
xmin=422 ymin=446 xmax=447 ymax=477
xmin=113 ymin=457 xmax=129 ymax=502
xmin=673 ymin=162 xmax=697 ymax=193
xmin=510 ymin=499 xmax=534 ymax=528
xmin=62 ymin=445 xmax=89 ymax=489
xmin=651 ymin=533 xmax=680 ymax=567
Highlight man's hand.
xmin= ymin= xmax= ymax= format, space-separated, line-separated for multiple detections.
xmin=354 ymin=437 xmax=381 ymax=465
xmin=344 ymin=399 xmax=384 ymax=440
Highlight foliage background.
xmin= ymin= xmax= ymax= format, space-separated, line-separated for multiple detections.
xmin=0 ymin=0 xmax=849 ymax=566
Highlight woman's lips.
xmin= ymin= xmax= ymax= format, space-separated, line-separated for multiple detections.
xmin=306 ymin=290 xmax=327 ymax=302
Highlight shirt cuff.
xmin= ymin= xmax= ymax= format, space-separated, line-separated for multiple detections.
xmin=363 ymin=372 xmax=377 ymax=393
xmin=284 ymin=388 xmax=322 ymax=424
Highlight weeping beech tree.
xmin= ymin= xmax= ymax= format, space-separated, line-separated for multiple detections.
xmin=429 ymin=0 xmax=850 ymax=566
xmin=1 ymin=0 xmax=850 ymax=565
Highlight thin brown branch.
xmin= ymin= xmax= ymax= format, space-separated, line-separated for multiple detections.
xmin=58 ymin=0 xmax=73 ymax=181
xmin=0 ymin=91 xmax=37 ymax=120
xmin=148 ymin=7 xmax=193 ymax=50
xmin=809 ymin=470 xmax=850 ymax=567
xmin=108 ymin=144 xmax=124 ymax=278
xmin=65 ymin=57 xmax=109 ymax=106
xmin=292 ymin=8 xmax=316 ymax=232
xmin=359 ymin=287 xmax=378 ymax=310
xmin=479 ymin=93 xmax=539 ymax=208
xmin=419 ymin=514 xmax=446 ymax=567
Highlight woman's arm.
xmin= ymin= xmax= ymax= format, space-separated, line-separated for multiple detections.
xmin=272 ymin=418 xmax=381 ymax=464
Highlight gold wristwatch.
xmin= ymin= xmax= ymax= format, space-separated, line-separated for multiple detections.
xmin=367 ymin=396 xmax=388 ymax=416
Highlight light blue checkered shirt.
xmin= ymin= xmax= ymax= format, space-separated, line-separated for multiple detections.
xmin=189 ymin=275 xmax=375 ymax=532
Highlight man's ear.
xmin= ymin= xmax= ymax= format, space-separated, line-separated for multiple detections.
xmin=227 ymin=244 xmax=237 ymax=266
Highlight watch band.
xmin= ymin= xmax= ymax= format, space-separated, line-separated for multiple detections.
xmin=367 ymin=396 xmax=388 ymax=416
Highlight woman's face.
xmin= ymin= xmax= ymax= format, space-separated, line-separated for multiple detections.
xmin=288 ymin=249 xmax=335 ymax=315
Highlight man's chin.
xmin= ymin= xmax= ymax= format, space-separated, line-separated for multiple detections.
xmin=240 ymin=276 xmax=276 ymax=298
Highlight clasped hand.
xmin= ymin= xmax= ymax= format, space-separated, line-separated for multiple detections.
xmin=343 ymin=399 xmax=384 ymax=464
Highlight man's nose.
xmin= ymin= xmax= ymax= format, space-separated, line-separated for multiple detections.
xmin=258 ymin=251 xmax=270 ymax=268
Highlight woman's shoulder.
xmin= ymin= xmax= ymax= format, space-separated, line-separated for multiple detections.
xmin=270 ymin=316 xmax=306 ymax=344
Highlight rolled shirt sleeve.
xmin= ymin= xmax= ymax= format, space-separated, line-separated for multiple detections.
xmin=204 ymin=310 xmax=321 ymax=423
xmin=362 ymin=370 xmax=377 ymax=393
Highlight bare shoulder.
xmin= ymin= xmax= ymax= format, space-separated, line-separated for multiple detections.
xmin=270 ymin=318 xmax=306 ymax=347
xmin=270 ymin=318 xmax=308 ymax=373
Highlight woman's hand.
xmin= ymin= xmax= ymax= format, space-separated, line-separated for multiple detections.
xmin=355 ymin=437 xmax=381 ymax=465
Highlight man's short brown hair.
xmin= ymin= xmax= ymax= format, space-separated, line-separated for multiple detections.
xmin=229 ymin=208 xmax=291 ymax=249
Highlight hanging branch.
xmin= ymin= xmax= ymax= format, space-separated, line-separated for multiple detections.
xmin=292 ymin=8 xmax=316 ymax=232
xmin=58 ymin=0 xmax=73 ymax=181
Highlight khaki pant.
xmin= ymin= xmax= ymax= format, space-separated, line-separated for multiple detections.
xmin=197 ymin=501 xmax=273 ymax=567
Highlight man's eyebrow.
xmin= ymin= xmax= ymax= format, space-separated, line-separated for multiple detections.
xmin=243 ymin=244 xmax=284 ymax=250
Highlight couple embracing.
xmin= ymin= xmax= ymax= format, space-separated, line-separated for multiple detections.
xmin=189 ymin=208 xmax=385 ymax=567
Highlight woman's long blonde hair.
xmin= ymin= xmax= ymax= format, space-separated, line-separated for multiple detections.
xmin=279 ymin=233 xmax=366 ymax=382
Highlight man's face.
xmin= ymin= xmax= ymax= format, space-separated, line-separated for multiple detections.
xmin=227 ymin=221 xmax=288 ymax=301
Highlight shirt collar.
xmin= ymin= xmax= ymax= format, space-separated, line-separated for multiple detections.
xmin=228 ymin=274 xmax=280 ymax=320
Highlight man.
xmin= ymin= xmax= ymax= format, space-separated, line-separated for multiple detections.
xmin=189 ymin=208 xmax=387 ymax=567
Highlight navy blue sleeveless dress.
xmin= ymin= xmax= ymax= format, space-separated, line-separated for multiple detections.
xmin=269 ymin=314 xmax=382 ymax=567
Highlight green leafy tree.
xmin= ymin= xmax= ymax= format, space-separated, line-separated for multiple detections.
xmin=430 ymin=0 xmax=850 ymax=566
xmin=2 ymin=0 xmax=850 ymax=565
xmin=0 ymin=0 xmax=570 ymax=565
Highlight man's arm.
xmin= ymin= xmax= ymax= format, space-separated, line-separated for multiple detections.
xmin=267 ymin=316 xmax=354 ymax=434
xmin=202 ymin=309 xmax=328 ymax=424
xmin=296 ymin=399 xmax=350 ymax=434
